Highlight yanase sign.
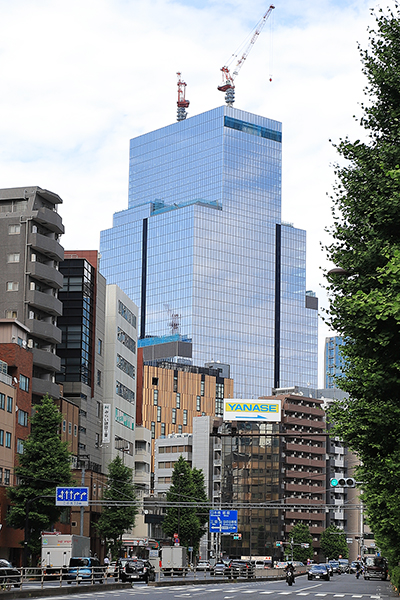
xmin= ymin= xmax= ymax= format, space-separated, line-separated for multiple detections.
xmin=223 ymin=399 xmax=281 ymax=422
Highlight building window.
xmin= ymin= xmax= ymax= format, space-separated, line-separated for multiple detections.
xmin=96 ymin=402 xmax=101 ymax=418
xmin=118 ymin=300 xmax=137 ymax=328
xmin=183 ymin=410 xmax=188 ymax=426
xmin=68 ymin=422 xmax=72 ymax=435
xmin=173 ymin=375 xmax=178 ymax=393
xmin=116 ymin=354 xmax=135 ymax=379
xmin=19 ymin=375 xmax=29 ymax=392
xmin=196 ymin=396 xmax=201 ymax=412
xmin=157 ymin=406 xmax=161 ymax=423
xmin=178 ymin=425 xmax=183 ymax=434
xmin=8 ymin=224 xmax=20 ymax=235
xmin=117 ymin=327 xmax=136 ymax=354
xmin=5 ymin=432 xmax=11 ymax=448
xmin=0 ymin=394 xmax=5 ymax=410
xmin=153 ymin=389 xmax=158 ymax=406
xmin=97 ymin=370 xmax=102 ymax=386
xmin=7 ymin=253 xmax=20 ymax=263
xmin=116 ymin=380 xmax=135 ymax=402
xmin=98 ymin=339 xmax=102 ymax=355
xmin=17 ymin=439 xmax=24 ymax=454
xmin=200 ymin=380 xmax=205 ymax=396
xmin=0 ymin=468 xmax=2 ymax=483
xmin=18 ymin=410 xmax=28 ymax=426
xmin=74 ymin=425 xmax=77 ymax=437
xmin=63 ymin=420 xmax=66 ymax=432
xmin=95 ymin=433 xmax=100 ymax=448
xmin=172 ymin=408 xmax=176 ymax=425
xmin=152 ymin=377 xmax=158 ymax=386
xmin=176 ymin=393 xmax=181 ymax=409
xmin=6 ymin=282 xmax=19 ymax=291
xmin=151 ymin=422 xmax=155 ymax=439
xmin=0 ymin=430 xmax=4 ymax=445
xmin=161 ymin=423 xmax=165 ymax=436
xmin=4 ymin=470 xmax=10 ymax=485
xmin=7 ymin=397 xmax=12 ymax=413
xmin=5 ymin=310 xmax=17 ymax=319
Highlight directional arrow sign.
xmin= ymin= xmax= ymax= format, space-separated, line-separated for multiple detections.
xmin=56 ymin=487 xmax=89 ymax=506
xmin=209 ymin=510 xmax=238 ymax=533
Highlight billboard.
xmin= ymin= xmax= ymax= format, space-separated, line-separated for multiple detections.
xmin=223 ymin=399 xmax=281 ymax=422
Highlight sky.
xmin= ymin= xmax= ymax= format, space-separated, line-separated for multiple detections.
xmin=0 ymin=0 xmax=396 ymax=386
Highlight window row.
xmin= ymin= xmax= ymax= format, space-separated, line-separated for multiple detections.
xmin=117 ymin=327 xmax=136 ymax=354
xmin=0 ymin=430 xmax=12 ymax=448
xmin=0 ymin=394 xmax=13 ymax=412
xmin=118 ymin=300 xmax=136 ymax=328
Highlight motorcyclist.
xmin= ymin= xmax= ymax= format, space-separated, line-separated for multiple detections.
xmin=355 ymin=562 xmax=363 ymax=579
xmin=285 ymin=562 xmax=296 ymax=584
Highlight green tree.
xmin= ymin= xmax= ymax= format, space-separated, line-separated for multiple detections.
xmin=320 ymin=525 xmax=348 ymax=561
xmin=284 ymin=523 xmax=313 ymax=563
xmin=96 ymin=455 xmax=137 ymax=559
xmin=325 ymin=3 xmax=400 ymax=568
xmin=7 ymin=394 xmax=74 ymax=562
xmin=162 ymin=456 xmax=208 ymax=553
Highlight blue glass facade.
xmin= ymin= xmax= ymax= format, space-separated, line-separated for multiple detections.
xmin=100 ymin=106 xmax=318 ymax=397
xmin=324 ymin=336 xmax=345 ymax=389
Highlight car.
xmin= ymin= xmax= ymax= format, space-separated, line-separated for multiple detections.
xmin=227 ymin=559 xmax=255 ymax=578
xmin=363 ymin=556 xmax=388 ymax=580
xmin=328 ymin=560 xmax=341 ymax=573
xmin=338 ymin=558 xmax=349 ymax=573
xmin=274 ymin=561 xmax=288 ymax=569
xmin=196 ymin=560 xmax=211 ymax=571
xmin=307 ymin=564 xmax=330 ymax=581
xmin=122 ymin=559 xmax=155 ymax=583
xmin=211 ymin=562 xmax=229 ymax=576
xmin=66 ymin=557 xmax=103 ymax=584
xmin=323 ymin=563 xmax=334 ymax=576
xmin=0 ymin=560 xmax=21 ymax=588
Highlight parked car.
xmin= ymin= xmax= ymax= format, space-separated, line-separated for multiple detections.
xmin=228 ymin=559 xmax=255 ymax=578
xmin=0 ymin=560 xmax=21 ymax=588
xmin=307 ymin=564 xmax=330 ymax=581
xmin=122 ymin=559 xmax=155 ymax=583
xmin=66 ymin=557 xmax=103 ymax=584
xmin=196 ymin=560 xmax=211 ymax=571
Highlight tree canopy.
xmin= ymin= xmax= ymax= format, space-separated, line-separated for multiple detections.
xmin=96 ymin=455 xmax=137 ymax=559
xmin=7 ymin=394 xmax=74 ymax=561
xmin=162 ymin=456 xmax=208 ymax=554
xmin=320 ymin=525 xmax=348 ymax=561
xmin=284 ymin=523 xmax=313 ymax=563
xmin=325 ymin=3 xmax=400 ymax=567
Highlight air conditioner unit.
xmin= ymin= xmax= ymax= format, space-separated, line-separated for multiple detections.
xmin=27 ymin=339 xmax=33 ymax=348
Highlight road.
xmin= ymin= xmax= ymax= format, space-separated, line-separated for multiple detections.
xmin=13 ymin=573 xmax=398 ymax=599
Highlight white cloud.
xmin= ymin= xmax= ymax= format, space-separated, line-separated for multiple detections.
xmin=0 ymin=0 xmax=395 ymax=385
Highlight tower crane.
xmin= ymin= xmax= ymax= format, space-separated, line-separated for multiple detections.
xmin=176 ymin=72 xmax=190 ymax=121
xmin=218 ymin=5 xmax=275 ymax=106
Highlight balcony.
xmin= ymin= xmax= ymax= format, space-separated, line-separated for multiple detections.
xmin=28 ymin=262 xmax=63 ymax=289
xmin=29 ymin=232 xmax=64 ymax=262
xmin=33 ymin=207 xmax=64 ymax=235
xmin=31 ymin=348 xmax=61 ymax=373
xmin=26 ymin=319 xmax=62 ymax=344
xmin=31 ymin=377 xmax=60 ymax=399
xmin=27 ymin=290 xmax=62 ymax=317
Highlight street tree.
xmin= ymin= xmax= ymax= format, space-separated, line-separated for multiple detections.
xmin=284 ymin=523 xmax=313 ymax=563
xmin=96 ymin=455 xmax=137 ymax=559
xmin=325 ymin=3 xmax=400 ymax=567
xmin=320 ymin=525 xmax=348 ymax=561
xmin=7 ymin=394 xmax=74 ymax=562
xmin=162 ymin=456 xmax=208 ymax=553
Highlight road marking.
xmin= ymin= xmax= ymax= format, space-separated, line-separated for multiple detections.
xmin=259 ymin=593 xmax=274 ymax=595
xmin=333 ymin=596 xmax=345 ymax=598
xmin=315 ymin=595 xmax=327 ymax=597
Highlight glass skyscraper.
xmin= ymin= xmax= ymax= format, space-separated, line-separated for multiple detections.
xmin=100 ymin=106 xmax=318 ymax=397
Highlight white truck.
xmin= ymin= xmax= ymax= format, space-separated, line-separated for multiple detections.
xmin=41 ymin=533 xmax=90 ymax=577
xmin=161 ymin=546 xmax=188 ymax=576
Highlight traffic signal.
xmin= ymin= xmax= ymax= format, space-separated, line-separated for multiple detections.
xmin=275 ymin=541 xmax=282 ymax=547
xmin=233 ymin=533 xmax=242 ymax=540
xmin=330 ymin=477 xmax=356 ymax=488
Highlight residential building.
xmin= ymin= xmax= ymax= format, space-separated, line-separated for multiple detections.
xmin=99 ymin=106 xmax=318 ymax=398
xmin=0 ymin=186 xmax=64 ymax=401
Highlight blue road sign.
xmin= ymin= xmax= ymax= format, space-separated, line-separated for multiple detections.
xmin=56 ymin=487 xmax=89 ymax=506
xmin=209 ymin=510 xmax=238 ymax=533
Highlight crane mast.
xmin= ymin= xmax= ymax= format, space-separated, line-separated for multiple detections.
xmin=177 ymin=72 xmax=190 ymax=121
xmin=218 ymin=4 xmax=275 ymax=106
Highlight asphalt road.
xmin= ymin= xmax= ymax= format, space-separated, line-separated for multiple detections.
xmin=12 ymin=572 xmax=399 ymax=599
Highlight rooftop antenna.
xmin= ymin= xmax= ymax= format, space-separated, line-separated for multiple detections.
xmin=177 ymin=72 xmax=190 ymax=121
xmin=164 ymin=304 xmax=181 ymax=335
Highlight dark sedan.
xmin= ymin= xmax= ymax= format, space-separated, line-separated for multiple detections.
xmin=0 ymin=560 xmax=21 ymax=588
xmin=122 ymin=559 xmax=155 ymax=583
xmin=308 ymin=564 xmax=330 ymax=581
xmin=228 ymin=560 xmax=255 ymax=578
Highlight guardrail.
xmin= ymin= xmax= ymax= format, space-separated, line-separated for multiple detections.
xmin=0 ymin=566 xmax=117 ymax=591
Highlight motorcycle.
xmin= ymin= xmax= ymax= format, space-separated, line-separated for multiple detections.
xmin=286 ymin=570 xmax=295 ymax=586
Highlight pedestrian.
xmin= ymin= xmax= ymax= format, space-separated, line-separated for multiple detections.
xmin=104 ymin=556 xmax=110 ymax=566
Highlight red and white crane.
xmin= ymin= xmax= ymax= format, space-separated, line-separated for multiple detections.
xmin=218 ymin=4 xmax=275 ymax=105
xmin=177 ymin=72 xmax=190 ymax=121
